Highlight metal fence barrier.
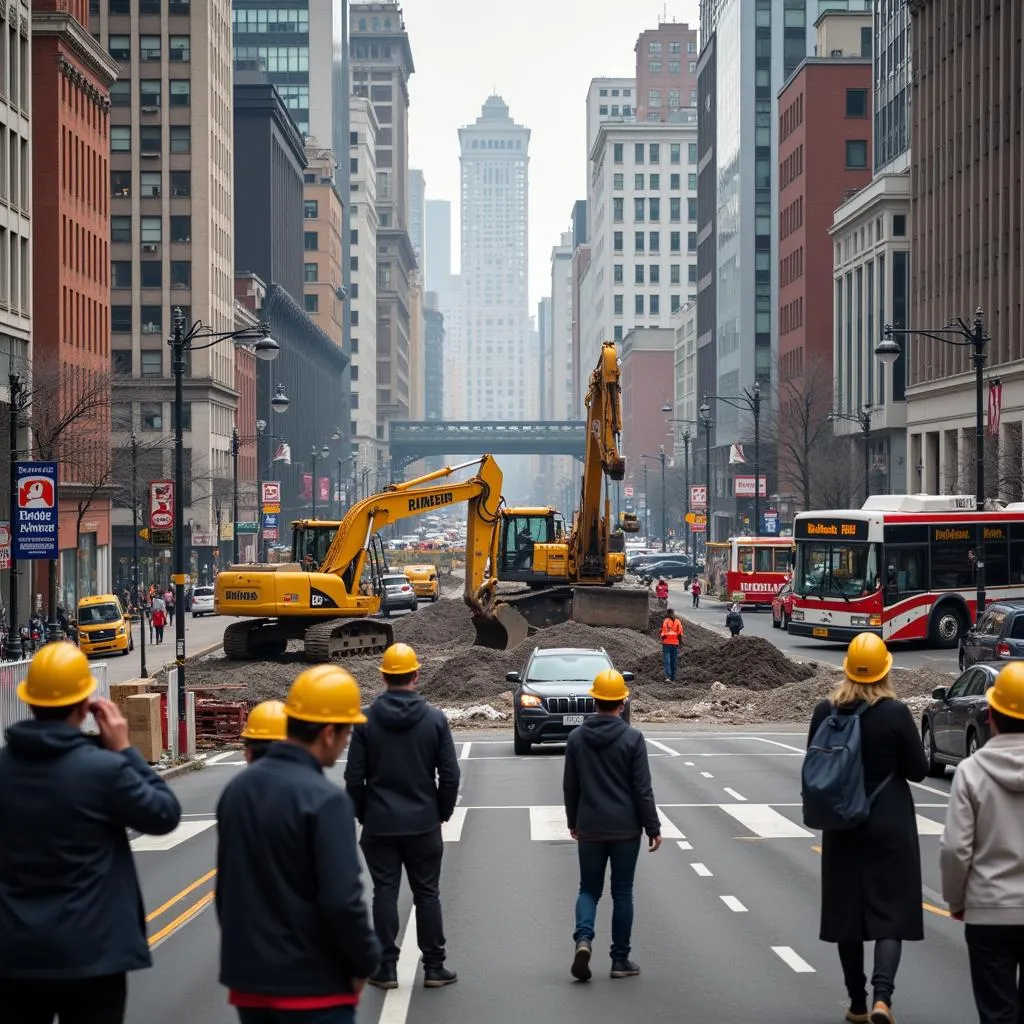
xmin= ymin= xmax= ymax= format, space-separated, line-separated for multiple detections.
xmin=0 ymin=659 xmax=111 ymax=749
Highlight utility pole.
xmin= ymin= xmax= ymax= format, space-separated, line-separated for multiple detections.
xmin=130 ymin=431 xmax=147 ymax=677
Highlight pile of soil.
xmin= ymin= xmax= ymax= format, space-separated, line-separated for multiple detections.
xmin=392 ymin=598 xmax=476 ymax=646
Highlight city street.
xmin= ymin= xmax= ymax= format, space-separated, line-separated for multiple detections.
xmin=127 ymin=725 xmax=974 ymax=1024
xmin=101 ymin=614 xmax=230 ymax=685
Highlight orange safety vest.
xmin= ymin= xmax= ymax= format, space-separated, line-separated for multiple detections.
xmin=660 ymin=617 xmax=683 ymax=645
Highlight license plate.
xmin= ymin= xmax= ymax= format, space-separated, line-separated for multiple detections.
xmin=562 ymin=714 xmax=585 ymax=726
xmin=812 ymin=627 xmax=828 ymax=638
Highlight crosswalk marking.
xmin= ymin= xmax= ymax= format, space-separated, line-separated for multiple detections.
xmin=916 ymin=813 xmax=945 ymax=836
xmin=131 ymin=820 xmax=216 ymax=852
xmin=442 ymin=807 xmax=467 ymax=842
xmin=657 ymin=807 xmax=686 ymax=839
xmin=772 ymin=946 xmax=815 ymax=973
xmin=530 ymin=805 xmax=571 ymax=842
xmin=719 ymin=804 xmax=813 ymax=839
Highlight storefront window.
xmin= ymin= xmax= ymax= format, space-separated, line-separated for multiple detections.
xmin=61 ymin=533 xmax=98 ymax=610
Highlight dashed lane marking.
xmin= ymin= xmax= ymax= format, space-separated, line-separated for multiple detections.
xmin=379 ymin=914 xmax=418 ymax=1024
xmin=915 ymin=814 xmax=945 ymax=836
xmin=701 ymin=771 xmax=714 ymax=778
xmin=677 ymin=840 xmax=693 ymax=851
xmin=460 ymin=742 xmax=472 ymax=760
xmin=772 ymin=946 xmax=816 ymax=973
xmin=684 ymin=761 xmax=695 ymax=766
xmin=722 ymin=787 xmax=747 ymax=802
xmin=720 ymin=895 xmax=748 ymax=913
xmin=131 ymin=820 xmax=216 ymax=852
xmin=690 ymin=862 xmax=713 ymax=877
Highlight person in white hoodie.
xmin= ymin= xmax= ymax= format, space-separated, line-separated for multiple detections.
xmin=940 ymin=660 xmax=1024 ymax=1024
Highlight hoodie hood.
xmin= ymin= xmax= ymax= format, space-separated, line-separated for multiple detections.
xmin=370 ymin=688 xmax=431 ymax=731
xmin=974 ymin=734 xmax=1024 ymax=793
xmin=4 ymin=720 xmax=92 ymax=761
xmin=580 ymin=714 xmax=629 ymax=750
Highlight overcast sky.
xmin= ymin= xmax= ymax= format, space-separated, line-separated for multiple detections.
xmin=401 ymin=0 xmax=701 ymax=313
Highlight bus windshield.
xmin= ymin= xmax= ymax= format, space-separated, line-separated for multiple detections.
xmin=794 ymin=541 xmax=880 ymax=599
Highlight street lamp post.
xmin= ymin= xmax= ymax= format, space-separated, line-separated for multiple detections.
xmin=875 ymin=307 xmax=988 ymax=615
xmin=829 ymin=406 xmax=873 ymax=506
xmin=699 ymin=398 xmax=713 ymax=544
xmin=310 ymin=443 xmax=330 ymax=518
xmin=169 ymin=307 xmax=279 ymax=728
xmin=703 ymin=382 xmax=762 ymax=536
xmin=7 ymin=372 xmax=24 ymax=659
xmin=129 ymin=431 xmax=147 ymax=678
xmin=640 ymin=449 xmax=668 ymax=552
xmin=642 ymin=462 xmax=649 ymax=540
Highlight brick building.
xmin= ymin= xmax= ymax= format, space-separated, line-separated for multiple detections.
xmin=634 ymin=22 xmax=699 ymax=123
xmin=32 ymin=0 xmax=118 ymax=606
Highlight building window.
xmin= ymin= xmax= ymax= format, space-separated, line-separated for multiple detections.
xmin=111 ymin=261 xmax=131 ymax=288
xmin=668 ymin=89 xmax=680 ymax=109
xmin=304 ymin=231 xmax=318 ymax=251
xmin=649 ymin=41 xmax=661 ymax=54
xmin=670 ymin=231 xmax=681 ymax=253
xmin=109 ymin=80 xmax=130 ymax=107
xmin=140 ymin=351 xmax=163 ymax=377
xmin=110 ymin=216 xmax=131 ymax=243
xmin=634 ymin=231 xmax=645 ymax=253
xmin=108 ymin=36 xmax=130 ymax=61
xmin=304 ymin=294 xmax=319 ymax=313
xmin=649 ymin=173 xmax=660 ymax=190
xmin=634 ymin=143 xmax=644 ymax=164
xmin=634 ymin=198 xmax=645 ymax=222
xmin=845 ymin=140 xmax=868 ymax=168
xmin=350 ymin=255 xmax=359 ymax=271
xmin=649 ymin=89 xmax=661 ymax=109
xmin=614 ymin=325 xmax=623 ymax=342
xmin=688 ymin=264 xmax=698 ymax=284
xmin=111 ymin=307 xmax=132 ymax=334
xmin=670 ymin=264 xmax=680 ymax=284
xmin=140 ymin=403 xmax=163 ymax=431
xmin=649 ymin=143 xmax=660 ymax=163
xmin=170 ymin=126 xmax=190 ymax=153
xmin=687 ymin=231 xmax=697 ymax=252
xmin=668 ymin=61 xmax=680 ymax=75
xmin=688 ymin=173 xmax=697 ymax=189
xmin=304 ymin=262 xmax=319 ymax=282
xmin=171 ymin=403 xmax=192 ymax=431
xmin=111 ymin=126 xmax=131 ymax=152
xmin=650 ymin=295 xmax=660 ymax=315
xmin=649 ymin=264 xmax=660 ymax=284
xmin=140 ymin=80 xmax=161 ymax=108
xmin=649 ymin=198 xmax=660 ymax=221
xmin=614 ymin=294 xmax=624 ymax=315
xmin=169 ymin=35 xmax=190 ymax=61
xmin=170 ymin=216 xmax=191 ymax=242
xmin=649 ymin=231 xmax=660 ymax=253
xmin=140 ymin=261 xmax=162 ymax=288
xmin=634 ymin=264 xmax=645 ymax=285
xmin=648 ymin=61 xmax=661 ymax=74
xmin=846 ymin=88 xmax=868 ymax=118
xmin=140 ymin=35 xmax=161 ymax=61
xmin=688 ymin=61 xmax=697 ymax=73
xmin=350 ymin=310 xmax=359 ymax=326
xmin=112 ymin=349 xmax=132 ymax=377
xmin=613 ymin=197 xmax=624 ymax=222
xmin=634 ymin=173 xmax=645 ymax=191
xmin=635 ymin=295 xmax=644 ymax=315
xmin=304 ymin=199 xmax=318 ymax=219
xmin=111 ymin=170 xmax=131 ymax=197
xmin=892 ymin=214 xmax=907 ymax=237
xmin=671 ymin=295 xmax=681 ymax=313
xmin=350 ymin=229 xmax=359 ymax=245
xmin=613 ymin=173 xmax=624 ymax=190
xmin=140 ymin=216 xmax=162 ymax=243
xmin=140 ymin=171 xmax=161 ymax=198
xmin=613 ymin=231 xmax=623 ymax=253
xmin=170 ymin=171 xmax=190 ymax=197
xmin=687 ymin=197 xmax=697 ymax=220
xmin=613 ymin=264 xmax=623 ymax=284
xmin=169 ymin=81 xmax=191 ymax=107
xmin=670 ymin=173 xmax=680 ymax=190
xmin=171 ymin=261 xmax=191 ymax=288
xmin=613 ymin=143 xmax=623 ymax=164
xmin=688 ymin=143 xmax=698 ymax=164
xmin=669 ymin=41 xmax=681 ymax=54
xmin=141 ymin=306 xmax=162 ymax=334
xmin=670 ymin=197 xmax=681 ymax=222
xmin=599 ymin=105 xmax=608 ymax=116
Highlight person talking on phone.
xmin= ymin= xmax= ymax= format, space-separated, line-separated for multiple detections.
xmin=0 ymin=642 xmax=182 ymax=1024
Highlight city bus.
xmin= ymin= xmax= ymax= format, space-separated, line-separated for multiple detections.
xmin=789 ymin=494 xmax=1024 ymax=648
xmin=704 ymin=537 xmax=795 ymax=606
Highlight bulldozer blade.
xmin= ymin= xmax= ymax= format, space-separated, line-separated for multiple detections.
xmin=472 ymin=603 xmax=530 ymax=651
xmin=572 ymin=586 xmax=650 ymax=631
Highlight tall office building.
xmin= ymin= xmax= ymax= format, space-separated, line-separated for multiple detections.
xmin=634 ymin=22 xmax=699 ymax=122
xmin=424 ymin=199 xmax=452 ymax=295
xmin=584 ymin=77 xmax=635 ymax=238
xmin=350 ymin=1 xmax=416 ymax=440
xmin=409 ymin=168 xmax=425 ymax=262
xmin=458 ymin=95 xmax=530 ymax=423
xmin=550 ymin=232 xmax=573 ymax=421
xmin=93 ymin=0 xmax=237 ymax=576
xmin=408 ymin=168 xmax=426 ymax=422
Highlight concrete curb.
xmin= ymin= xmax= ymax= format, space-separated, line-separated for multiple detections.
xmin=156 ymin=758 xmax=205 ymax=780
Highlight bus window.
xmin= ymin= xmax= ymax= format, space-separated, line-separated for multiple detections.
xmin=738 ymin=545 xmax=754 ymax=572
xmin=1011 ymin=541 xmax=1024 ymax=583
xmin=774 ymin=548 xmax=793 ymax=573
xmin=885 ymin=547 xmax=927 ymax=600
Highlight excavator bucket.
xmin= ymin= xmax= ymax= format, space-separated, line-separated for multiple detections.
xmin=472 ymin=604 xmax=531 ymax=651
xmin=571 ymin=585 xmax=650 ymax=631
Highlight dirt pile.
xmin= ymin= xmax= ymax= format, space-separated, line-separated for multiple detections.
xmin=392 ymin=598 xmax=476 ymax=646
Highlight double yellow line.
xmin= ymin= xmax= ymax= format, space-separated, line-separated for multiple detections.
xmin=146 ymin=868 xmax=217 ymax=948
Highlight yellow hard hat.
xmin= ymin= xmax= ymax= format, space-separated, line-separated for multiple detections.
xmin=842 ymin=632 xmax=893 ymax=685
xmin=380 ymin=642 xmax=421 ymax=675
xmin=589 ymin=667 xmax=630 ymax=702
xmin=988 ymin=661 xmax=1024 ymax=720
xmin=17 ymin=642 xmax=97 ymax=708
xmin=241 ymin=699 xmax=287 ymax=741
xmin=285 ymin=664 xmax=367 ymax=724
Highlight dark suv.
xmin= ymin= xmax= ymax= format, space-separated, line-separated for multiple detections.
xmin=957 ymin=599 xmax=1024 ymax=670
xmin=508 ymin=647 xmax=634 ymax=756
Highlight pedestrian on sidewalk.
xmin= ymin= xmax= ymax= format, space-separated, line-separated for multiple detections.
xmin=344 ymin=643 xmax=460 ymax=991
xmin=216 ymin=664 xmax=379 ymax=1023
xmin=805 ymin=632 xmax=928 ymax=1024
xmin=151 ymin=606 xmax=165 ymax=645
xmin=0 ymin=642 xmax=181 ymax=1024
xmin=564 ymin=668 xmax=661 ymax=982
xmin=654 ymin=577 xmax=668 ymax=611
xmin=164 ymin=588 xmax=175 ymax=626
xmin=940 ymin=661 xmax=1024 ymax=1024
xmin=690 ymin=577 xmax=701 ymax=608
xmin=659 ymin=607 xmax=684 ymax=683
xmin=241 ymin=700 xmax=287 ymax=764
xmin=725 ymin=603 xmax=744 ymax=638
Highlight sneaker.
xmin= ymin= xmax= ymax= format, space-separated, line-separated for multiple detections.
xmin=869 ymin=1002 xmax=894 ymax=1024
xmin=845 ymin=1010 xmax=870 ymax=1023
xmin=571 ymin=940 xmax=592 ymax=982
xmin=367 ymin=962 xmax=398 ymax=990
xmin=423 ymin=966 xmax=458 ymax=988
xmin=610 ymin=958 xmax=641 ymax=978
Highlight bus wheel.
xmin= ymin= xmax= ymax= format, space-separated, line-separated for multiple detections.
xmin=929 ymin=605 xmax=965 ymax=649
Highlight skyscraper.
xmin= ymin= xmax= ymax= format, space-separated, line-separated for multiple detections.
xmin=458 ymin=96 xmax=530 ymax=423
xmin=425 ymin=199 xmax=452 ymax=295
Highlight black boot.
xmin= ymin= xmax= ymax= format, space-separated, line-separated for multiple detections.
xmin=571 ymin=940 xmax=592 ymax=981
xmin=368 ymin=962 xmax=398 ymax=990
xmin=610 ymin=958 xmax=641 ymax=978
xmin=423 ymin=965 xmax=458 ymax=988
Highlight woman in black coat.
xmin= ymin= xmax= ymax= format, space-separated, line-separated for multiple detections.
xmin=807 ymin=632 xmax=928 ymax=1024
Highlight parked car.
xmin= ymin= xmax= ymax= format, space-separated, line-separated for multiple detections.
xmin=921 ymin=662 xmax=999 ymax=776
xmin=627 ymin=553 xmax=668 ymax=573
xmin=957 ymin=599 xmax=1024 ymax=670
xmin=508 ymin=646 xmax=634 ymax=755
xmin=636 ymin=559 xmax=694 ymax=583
xmin=771 ymin=580 xmax=795 ymax=630
xmin=191 ymin=585 xmax=216 ymax=617
xmin=380 ymin=573 xmax=418 ymax=617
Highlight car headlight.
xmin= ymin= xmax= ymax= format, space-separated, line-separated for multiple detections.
xmin=519 ymin=693 xmax=543 ymax=708
xmin=792 ymin=609 xmax=804 ymax=621
xmin=850 ymin=615 xmax=870 ymax=627
xmin=117 ymin=626 xmax=126 ymax=635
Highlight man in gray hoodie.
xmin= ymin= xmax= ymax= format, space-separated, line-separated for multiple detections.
xmin=940 ymin=661 xmax=1024 ymax=1024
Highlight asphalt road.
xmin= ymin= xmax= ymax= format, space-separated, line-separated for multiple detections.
xmin=100 ymin=613 xmax=230 ymax=685
xmin=664 ymin=580 xmax=960 ymax=676
xmin=127 ymin=724 xmax=975 ymax=1024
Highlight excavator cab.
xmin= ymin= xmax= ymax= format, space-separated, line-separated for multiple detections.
xmin=496 ymin=508 xmax=567 ymax=584
xmin=291 ymin=520 xmax=343 ymax=571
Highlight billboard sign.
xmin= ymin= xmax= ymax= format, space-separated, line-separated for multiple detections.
xmin=261 ymin=481 xmax=281 ymax=510
xmin=14 ymin=462 xmax=59 ymax=560
xmin=690 ymin=485 xmax=707 ymax=510
xmin=733 ymin=475 xmax=768 ymax=498
xmin=149 ymin=480 xmax=174 ymax=529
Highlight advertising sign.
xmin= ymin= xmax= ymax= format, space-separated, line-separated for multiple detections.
xmin=14 ymin=462 xmax=58 ymax=560
xmin=149 ymin=480 xmax=174 ymax=529
xmin=261 ymin=481 xmax=281 ymax=514
xmin=761 ymin=509 xmax=780 ymax=535
xmin=0 ymin=521 xmax=11 ymax=569
xmin=262 ymin=512 xmax=279 ymax=532
xmin=733 ymin=475 xmax=768 ymax=498
xmin=624 ymin=486 xmax=634 ymax=498
xmin=690 ymin=485 xmax=707 ymax=510
xmin=300 ymin=474 xmax=312 ymax=501
xmin=264 ymin=528 xmax=279 ymax=542
xmin=318 ymin=476 xmax=331 ymax=503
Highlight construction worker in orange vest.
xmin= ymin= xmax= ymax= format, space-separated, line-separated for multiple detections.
xmin=660 ymin=608 xmax=684 ymax=683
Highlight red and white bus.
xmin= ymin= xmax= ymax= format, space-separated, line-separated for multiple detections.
xmin=704 ymin=537 xmax=794 ymax=606
xmin=789 ymin=495 xmax=1024 ymax=648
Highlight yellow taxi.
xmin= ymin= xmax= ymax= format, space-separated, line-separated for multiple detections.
xmin=403 ymin=563 xmax=439 ymax=602
xmin=77 ymin=594 xmax=133 ymax=658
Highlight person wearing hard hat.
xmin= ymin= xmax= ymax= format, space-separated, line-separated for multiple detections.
xmin=344 ymin=642 xmax=460 ymax=991
xmin=940 ymin=661 xmax=1024 ymax=1024
xmin=240 ymin=700 xmax=287 ymax=764
xmin=563 ymin=668 xmax=662 ymax=983
xmin=0 ymin=642 xmax=181 ymax=1024
xmin=807 ymin=633 xmax=928 ymax=1024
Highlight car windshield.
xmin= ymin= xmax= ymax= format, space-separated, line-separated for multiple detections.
xmin=195 ymin=587 xmax=213 ymax=597
xmin=79 ymin=603 xmax=122 ymax=625
xmin=383 ymin=576 xmax=408 ymax=586
xmin=526 ymin=653 xmax=611 ymax=682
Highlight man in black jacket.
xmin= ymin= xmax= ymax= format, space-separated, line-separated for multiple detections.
xmin=0 ymin=642 xmax=182 ymax=1024
xmin=344 ymin=642 xmax=460 ymax=991
xmin=563 ymin=668 xmax=662 ymax=983
xmin=217 ymin=664 xmax=379 ymax=1023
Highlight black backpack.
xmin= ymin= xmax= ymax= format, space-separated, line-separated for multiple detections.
xmin=801 ymin=702 xmax=892 ymax=830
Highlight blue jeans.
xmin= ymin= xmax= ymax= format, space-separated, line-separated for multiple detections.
xmin=574 ymin=837 xmax=642 ymax=960
xmin=662 ymin=644 xmax=678 ymax=680
xmin=237 ymin=1007 xmax=356 ymax=1024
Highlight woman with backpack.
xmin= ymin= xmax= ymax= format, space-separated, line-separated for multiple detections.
xmin=805 ymin=632 xmax=928 ymax=1024
xmin=725 ymin=603 xmax=744 ymax=638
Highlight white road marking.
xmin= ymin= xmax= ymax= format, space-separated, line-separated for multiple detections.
xmin=690 ymin=862 xmax=713 ymax=877
xmin=722 ymin=787 xmax=747 ymax=802
xmin=749 ymin=736 xmax=804 ymax=753
xmin=207 ymin=760 xmax=245 ymax=767
xmin=530 ymin=805 xmax=571 ymax=841
xmin=442 ymin=807 xmax=467 ymax=842
xmin=719 ymin=804 xmax=813 ymax=839
xmin=684 ymin=760 xmax=695 ymax=766
xmin=378 ymin=914 xmax=418 ymax=1024
xmin=656 ymin=808 xmax=686 ymax=839
xmin=911 ymin=780 xmax=952 ymax=798
xmin=677 ymin=840 xmax=693 ymax=851
xmin=131 ymin=820 xmax=216 ymax=852
xmin=701 ymin=771 xmax=714 ymax=778
xmin=772 ymin=946 xmax=816 ymax=973
xmin=915 ymin=813 xmax=945 ymax=836
xmin=204 ymin=752 xmax=234 ymax=765
xmin=720 ymin=895 xmax=748 ymax=913
xmin=647 ymin=739 xmax=681 ymax=757
xmin=460 ymin=742 xmax=472 ymax=760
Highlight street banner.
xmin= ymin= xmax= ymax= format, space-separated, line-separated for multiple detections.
xmin=989 ymin=380 xmax=1002 ymax=437
xmin=318 ymin=476 xmax=330 ymax=503
xmin=13 ymin=462 xmax=58 ymax=560
xmin=733 ymin=475 xmax=768 ymax=498
xmin=690 ymin=484 xmax=707 ymax=510
xmin=0 ymin=521 xmax=11 ymax=569
xmin=300 ymin=474 xmax=312 ymax=500
xmin=728 ymin=443 xmax=746 ymax=465
xmin=262 ymin=512 xmax=279 ymax=532
xmin=149 ymin=480 xmax=174 ymax=529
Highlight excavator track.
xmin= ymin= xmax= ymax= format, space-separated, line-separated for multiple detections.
xmin=303 ymin=618 xmax=395 ymax=663
xmin=223 ymin=619 xmax=289 ymax=660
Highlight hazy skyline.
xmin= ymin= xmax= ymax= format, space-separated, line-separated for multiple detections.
xmin=401 ymin=0 xmax=701 ymax=310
